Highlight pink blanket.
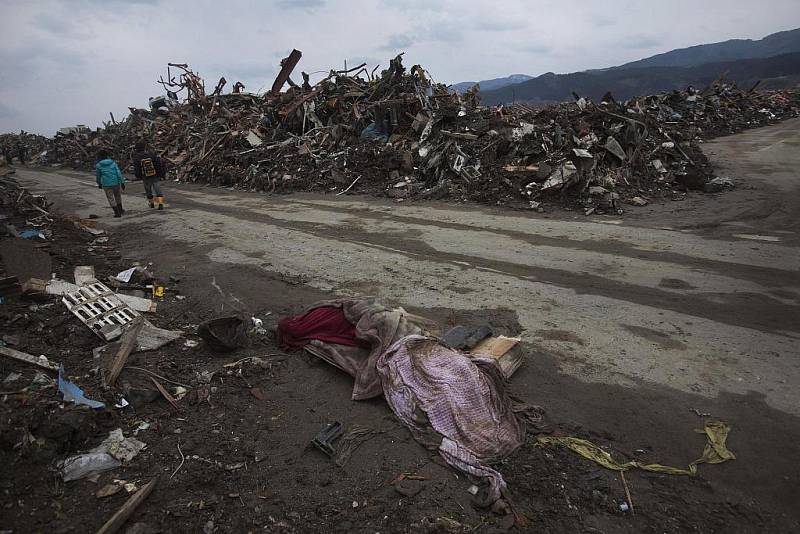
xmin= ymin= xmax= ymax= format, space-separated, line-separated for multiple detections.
xmin=377 ymin=335 xmax=530 ymax=504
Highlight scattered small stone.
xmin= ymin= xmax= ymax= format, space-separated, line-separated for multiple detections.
xmin=95 ymin=483 xmax=123 ymax=499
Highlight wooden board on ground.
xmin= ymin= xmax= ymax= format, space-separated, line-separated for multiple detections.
xmin=95 ymin=477 xmax=158 ymax=534
xmin=0 ymin=346 xmax=59 ymax=371
xmin=21 ymin=277 xmax=48 ymax=296
xmin=470 ymin=335 xmax=524 ymax=379
xmin=105 ymin=317 xmax=144 ymax=387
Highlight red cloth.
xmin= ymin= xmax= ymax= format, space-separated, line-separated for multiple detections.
xmin=278 ymin=306 xmax=365 ymax=348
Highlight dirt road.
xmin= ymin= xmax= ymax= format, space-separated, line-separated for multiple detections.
xmin=14 ymin=118 xmax=800 ymax=531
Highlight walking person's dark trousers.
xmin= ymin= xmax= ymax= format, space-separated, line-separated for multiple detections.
xmin=143 ymin=178 xmax=163 ymax=200
xmin=103 ymin=185 xmax=122 ymax=208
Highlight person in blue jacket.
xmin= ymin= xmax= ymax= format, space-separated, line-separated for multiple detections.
xmin=95 ymin=149 xmax=126 ymax=217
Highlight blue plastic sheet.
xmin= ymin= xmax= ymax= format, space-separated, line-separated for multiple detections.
xmin=19 ymin=229 xmax=44 ymax=239
xmin=58 ymin=365 xmax=105 ymax=409
xmin=359 ymin=122 xmax=389 ymax=142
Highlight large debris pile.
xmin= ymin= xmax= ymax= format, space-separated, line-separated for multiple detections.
xmin=0 ymin=162 xmax=51 ymax=226
xmin=11 ymin=51 xmax=800 ymax=209
xmin=0 ymin=132 xmax=49 ymax=165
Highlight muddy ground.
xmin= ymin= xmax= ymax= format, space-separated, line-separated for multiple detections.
xmin=2 ymin=120 xmax=800 ymax=533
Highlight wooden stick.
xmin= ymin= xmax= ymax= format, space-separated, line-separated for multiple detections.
xmin=0 ymin=346 xmax=59 ymax=371
xmin=620 ymin=471 xmax=635 ymax=515
xmin=149 ymin=376 xmax=182 ymax=411
xmin=125 ymin=366 xmax=191 ymax=388
xmin=105 ymin=317 xmax=144 ymax=387
xmin=170 ymin=442 xmax=185 ymax=479
xmin=336 ymin=175 xmax=360 ymax=196
xmin=95 ymin=477 xmax=158 ymax=534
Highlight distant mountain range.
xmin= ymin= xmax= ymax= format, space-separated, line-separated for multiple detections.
xmin=481 ymin=52 xmax=800 ymax=105
xmin=449 ymin=74 xmax=533 ymax=93
xmin=451 ymin=28 xmax=800 ymax=105
xmin=610 ymin=28 xmax=800 ymax=70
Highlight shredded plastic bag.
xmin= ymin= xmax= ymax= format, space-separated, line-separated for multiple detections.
xmin=537 ymin=421 xmax=735 ymax=475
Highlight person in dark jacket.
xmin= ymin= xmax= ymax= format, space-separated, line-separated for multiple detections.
xmin=95 ymin=149 xmax=126 ymax=217
xmin=16 ymin=140 xmax=26 ymax=165
xmin=2 ymin=141 xmax=12 ymax=165
xmin=132 ymin=141 xmax=166 ymax=209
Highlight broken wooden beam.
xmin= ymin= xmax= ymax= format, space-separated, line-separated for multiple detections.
xmin=21 ymin=278 xmax=48 ymax=296
xmin=95 ymin=477 xmax=158 ymax=534
xmin=271 ymin=49 xmax=302 ymax=94
xmin=440 ymin=130 xmax=479 ymax=141
xmin=150 ymin=376 xmax=182 ymax=411
xmin=105 ymin=317 xmax=144 ymax=387
xmin=0 ymin=346 xmax=59 ymax=371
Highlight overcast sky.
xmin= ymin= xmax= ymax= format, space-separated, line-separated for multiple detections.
xmin=1 ymin=0 xmax=797 ymax=135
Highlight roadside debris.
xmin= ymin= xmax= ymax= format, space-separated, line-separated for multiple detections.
xmin=279 ymin=299 xmax=435 ymax=400
xmin=278 ymin=299 xmax=539 ymax=508
xmin=704 ymin=176 xmax=735 ymax=193
xmin=62 ymin=281 xmax=141 ymax=341
xmin=312 ymin=421 xmax=343 ymax=457
xmin=58 ymin=365 xmax=105 ymax=409
xmin=115 ymin=267 xmax=137 ymax=283
xmin=443 ymin=325 xmax=524 ymax=378
xmin=197 ymin=315 xmax=248 ymax=352
xmin=471 ymin=335 xmax=523 ymax=378
xmin=149 ymin=376 xmax=182 ymax=411
xmin=60 ymin=451 xmax=121 ymax=482
xmin=378 ymin=335 xmax=541 ymax=507
xmin=0 ymin=346 xmax=59 ymax=371
xmin=442 ymin=324 xmax=493 ymax=350
xmin=96 ymin=481 xmax=125 ymax=499
xmin=105 ymin=317 xmax=144 ymax=387
xmin=536 ymin=420 xmax=735 ymax=475
xmin=95 ymin=477 xmax=158 ymax=534
xmin=59 ymin=429 xmax=147 ymax=482
xmin=47 ymin=278 xmax=157 ymax=313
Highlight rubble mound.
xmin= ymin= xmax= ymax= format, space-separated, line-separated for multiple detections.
xmin=6 ymin=53 xmax=800 ymax=211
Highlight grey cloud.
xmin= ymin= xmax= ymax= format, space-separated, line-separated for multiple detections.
xmin=275 ymin=0 xmax=324 ymax=10
xmin=1 ymin=0 xmax=797 ymax=134
xmin=621 ymin=35 xmax=663 ymax=49
xmin=0 ymin=44 xmax=87 ymax=88
xmin=85 ymin=0 xmax=159 ymax=5
xmin=33 ymin=13 xmax=94 ymax=40
xmin=226 ymin=66 xmax=277 ymax=80
xmin=472 ymin=18 xmax=527 ymax=32
xmin=591 ymin=14 xmax=616 ymax=28
xmin=521 ymin=43 xmax=551 ymax=54
xmin=378 ymin=0 xmax=445 ymax=13
xmin=417 ymin=20 xmax=463 ymax=43
xmin=0 ymin=103 xmax=18 ymax=119
xmin=379 ymin=33 xmax=414 ymax=51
